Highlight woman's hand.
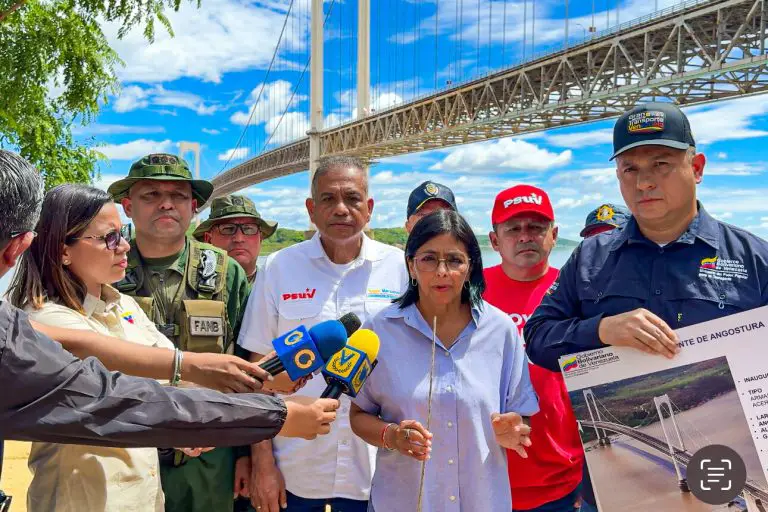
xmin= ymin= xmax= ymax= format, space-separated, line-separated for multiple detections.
xmin=386 ymin=420 xmax=433 ymax=461
xmin=491 ymin=412 xmax=532 ymax=457
xmin=182 ymin=352 xmax=273 ymax=393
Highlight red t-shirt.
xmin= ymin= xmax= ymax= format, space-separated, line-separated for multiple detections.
xmin=483 ymin=265 xmax=584 ymax=510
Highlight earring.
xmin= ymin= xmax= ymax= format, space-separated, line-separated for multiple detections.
xmin=410 ymin=277 xmax=418 ymax=287
xmin=63 ymin=260 xmax=71 ymax=266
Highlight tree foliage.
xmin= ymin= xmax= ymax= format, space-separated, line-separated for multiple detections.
xmin=0 ymin=0 xmax=198 ymax=189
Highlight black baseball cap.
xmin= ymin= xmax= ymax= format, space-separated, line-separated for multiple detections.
xmin=610 ymin=102 xmax=695 ymax=160
xmin=406 ymin=181 xmax=457 ymax=218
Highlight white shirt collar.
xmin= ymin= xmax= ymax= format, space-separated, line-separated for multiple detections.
xmin=307 ymin=231 xmax=384 ymax=262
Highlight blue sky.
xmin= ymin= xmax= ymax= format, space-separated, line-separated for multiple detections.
xmin=62 ymin=0 xmax=768 ymax=242
xmin=4 ymin=0 xmax=768 ymax=296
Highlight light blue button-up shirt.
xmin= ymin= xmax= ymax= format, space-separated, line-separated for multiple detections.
xmin=354 ymin=301 xmax=539 ymax=511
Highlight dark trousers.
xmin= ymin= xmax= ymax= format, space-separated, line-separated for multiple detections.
xmin=285 ymin=491 xmax=368 ymax=512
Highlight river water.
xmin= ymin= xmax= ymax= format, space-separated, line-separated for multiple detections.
xmin=584 ymin=391 xmax=768 ymax=511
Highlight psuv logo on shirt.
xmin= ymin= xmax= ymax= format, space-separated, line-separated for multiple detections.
xmin=282 ymin=288 xmax=317 ymax=301
xmin=121 ymin=311 xmax=135 ymax=324
xmin=503 ymin=193 xmax=542 ymax=209
xmin=509 ymin=313 xmax=531 ymax=329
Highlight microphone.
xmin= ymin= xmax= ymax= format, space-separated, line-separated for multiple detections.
xmin=259 ymin=320 xmax=348 ymax=380
xmin=320 ymin=329 xmax=380 ymax=399
xmin=339 ymin=312 xmax=362 ymax=337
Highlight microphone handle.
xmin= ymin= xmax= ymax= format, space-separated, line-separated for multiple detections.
xmin=320 ymin=381 xmax=344 ymax=399
xmin=259 ymin=357 xmax=284 ymax=376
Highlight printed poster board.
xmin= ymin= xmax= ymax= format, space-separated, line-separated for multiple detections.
xmin=559 ymin=306 xmax=768 ymax=511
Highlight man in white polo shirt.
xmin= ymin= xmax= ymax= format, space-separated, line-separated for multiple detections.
xmin=238 ymin=156 xmax=408 ymax=512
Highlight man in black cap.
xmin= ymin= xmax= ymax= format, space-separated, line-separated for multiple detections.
xmin=525 ymin=102 xmax=768 ymax=373
xmin=405 ymin=180 xmax=458 ymax=233
xmin=579 ymin=203 xmax=631 ymax=238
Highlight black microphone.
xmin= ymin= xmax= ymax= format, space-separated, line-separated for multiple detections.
xmin=339 ymin=312 xmax=361 ymax=337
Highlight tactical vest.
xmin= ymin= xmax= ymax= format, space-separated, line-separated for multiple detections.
xmin=116 ymin=239 xmax=234 ymax=354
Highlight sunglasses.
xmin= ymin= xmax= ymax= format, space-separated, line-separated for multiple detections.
xmin=215 ymin=223 xmax=262 ymax=236
xmin=74 ymin=230 xmax=126 ymax=251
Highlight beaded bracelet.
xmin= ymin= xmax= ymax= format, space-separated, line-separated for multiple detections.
xmin=381 ymin=423 xmax=397 ymax=451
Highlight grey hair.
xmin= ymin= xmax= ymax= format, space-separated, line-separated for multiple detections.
xmin=310 ymin=155 xmax=369 ymax=199
xmin=685 ymin=146 xmax=697 ymax=163
xmin=0 ymin=150 xmax=44 ymax=248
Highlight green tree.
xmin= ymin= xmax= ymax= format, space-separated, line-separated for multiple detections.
xmin=0 ymin=0 xmax=194 ymax=189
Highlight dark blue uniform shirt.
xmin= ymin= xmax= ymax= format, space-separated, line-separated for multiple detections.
xmin=524 ymin=203 xmax=768 ymax=372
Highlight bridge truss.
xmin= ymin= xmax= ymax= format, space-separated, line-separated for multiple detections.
xmin=212 ymin=0 xmax=768 ymax=196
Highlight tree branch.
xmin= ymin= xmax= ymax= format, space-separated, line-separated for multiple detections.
xmin=0 ymin=0 xmax=28 ymax=22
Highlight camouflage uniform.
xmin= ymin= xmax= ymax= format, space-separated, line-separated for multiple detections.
xmin=109 ymin=154 xmax=251 ymax=512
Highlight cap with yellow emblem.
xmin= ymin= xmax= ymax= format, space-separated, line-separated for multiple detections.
xmin=580 ymin=203 xmax=631 ymax=237
xmin=406 ymin=181 xmax=457 ymax=218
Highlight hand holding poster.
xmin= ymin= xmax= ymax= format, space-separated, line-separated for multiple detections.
xmin=559 ymin=306 xmax=768 ymax=512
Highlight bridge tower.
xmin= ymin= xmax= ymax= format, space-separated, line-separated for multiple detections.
xmin=583 ymin=389 xmax=610 ymax=446
xmin=653 ymin=394 xmax=689 ymax=492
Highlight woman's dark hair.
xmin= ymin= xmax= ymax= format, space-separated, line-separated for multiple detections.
xmin=394 ymin=209 xmax=485 ymax=308
xmin=9 ymin=184 xmax=113 ymax=313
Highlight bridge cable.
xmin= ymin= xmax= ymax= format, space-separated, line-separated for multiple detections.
xmin=263 ymin=0 xmax=337 ymax=151
xmin=487 ymin=0 xmax=492 ymax=71
xmin=476 ymin=0 xmax=481 ymax=76
xmin=217 ymin=0 xmax=298 ymax=173
xmin=434 ymin=0 xmax=439 ymax=90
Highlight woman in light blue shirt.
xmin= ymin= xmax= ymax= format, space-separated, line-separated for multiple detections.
xmin=350 ymin=210 xmax=539 ymax=511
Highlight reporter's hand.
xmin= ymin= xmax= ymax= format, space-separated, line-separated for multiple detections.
xmin=176 ymin=447 xmax=215 ymax=458
xmin=597 ymin=308 xmax=680 ymax=358
xmin=387 ymin=420 xmax=432 ymax=462
xmin=234 ymin=456 xmax=251 ymax=499
xmin=255 ymin=352 xmax=311 ymax=394
xmin=279 ymin=396 xmax=339 ymax=439
xmin=491 ymin=412 xmax=532 ymax=457
xmin=182 ymin=352 xmax=273 ymax=393
xmin=249 ymin=457 xmax=286 ymax=512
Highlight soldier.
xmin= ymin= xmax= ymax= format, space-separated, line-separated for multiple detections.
xmin=193 ymin=195 xmax=277 ymax=284
xmin=108 ymin=153 xmax=253 ymax=512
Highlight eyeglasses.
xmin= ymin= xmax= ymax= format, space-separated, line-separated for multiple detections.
xmin=74 ymin=230 xmax=126 ymax=251
xmin=215 ymin=223 xmax=262 ymax=236
xmin=412 ymin=254 xmax=470 ymax=272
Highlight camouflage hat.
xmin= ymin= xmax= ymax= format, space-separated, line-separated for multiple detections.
xmin=107 ymin=153 xmax=214 ymax=204
xmin=192 ymin=195 xmax=278 ymax=240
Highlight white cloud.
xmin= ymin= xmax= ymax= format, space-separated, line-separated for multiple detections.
xmin=547 ymin=129 xmax=613 ymax=148
xmin=99 ymin=139 xmax=174 ymax=160
xmin=431 ymin=139 xmax=572 ymax=173
xmin=92 ymin=173 xmax=126 ymax=192
xmin=218 ymin=148 xmax=249 ymax=161
xmin=202 ymin=128 xmax=222 ymax=135
xmin=74 ymin=124 xmax=166 ymax=135
xmin=685 ymin=95 xmax=768 ymax=144
xmin=717 ymin=152 xmax=728 ymax=159
xmin=705 ymin=162 xmax=766 ymax=176
xmin=112 ymin=85 xmax=220 ymax=115
xmin=555 ymin=193 xmax=604 ymax=209
xmin=103 ymin=0 xmax=306 ymax=84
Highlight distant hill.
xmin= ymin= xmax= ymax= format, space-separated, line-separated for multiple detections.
xmin=259 ymin=227 xmax=580 ymax=255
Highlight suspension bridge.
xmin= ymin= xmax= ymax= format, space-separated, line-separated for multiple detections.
xmin=207 ymin=0 xmax=768 ymax=199
xmin=580 ymin=389 xmax=768 ymax=509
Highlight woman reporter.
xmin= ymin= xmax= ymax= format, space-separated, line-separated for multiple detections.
xmin=9 ymin=184 xmax=231 ymax=510
xmin=349 ymin=210 xmax=538 ymax=511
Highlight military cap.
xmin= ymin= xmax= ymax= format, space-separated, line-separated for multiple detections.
xmin=580 ymin=203 xmax=631 ymax=237
xmin=107 ymin=153 xmax=214 ymax=204
xmin=193 ymin=195 xmax=277 ymax=240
